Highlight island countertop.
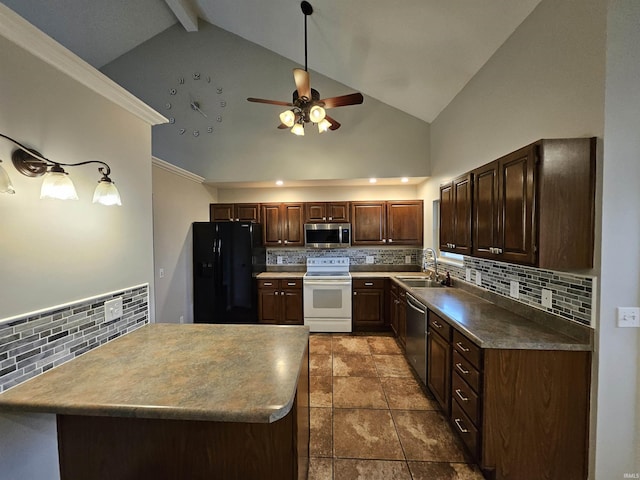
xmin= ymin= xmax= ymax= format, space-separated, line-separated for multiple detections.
xmin=0 ymin=323 xmax=310 ymax=423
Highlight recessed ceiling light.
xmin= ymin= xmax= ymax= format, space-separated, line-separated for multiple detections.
xmin=401 ymin=177 xmax=409 ymax=183
xmin=369 ymin=178 xmax=377 ymax=184
xmin=275 ymin=180 xmax=284 ymax=186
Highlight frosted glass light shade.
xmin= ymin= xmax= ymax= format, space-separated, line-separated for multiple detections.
xmin=0 ymin=164 xmax=15 ymax=194
xmin=40 ymin=171 xmax=78 ymax=200
xmin=291 ymin=123 xmax=305 ymax=136
xmin=93 ymin=180 xmax=122 ymax=206
xmin=279 ymin=110 xmax=296 ymax=127
xmin=309 ymin=105 xmax=326 ymax=123
xmin=318 ymin=118 xmax=331 ymax=133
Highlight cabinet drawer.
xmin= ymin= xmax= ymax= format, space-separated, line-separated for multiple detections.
xmin=282 ymin=278 xmax=302 ymax=289
xmin=452 ymin=349 xmax=481 ymax=393
xmin=451 ymin=398 xmax=479 ymax=460
xmin=353 ymin=278 xmax=385 ymax=289
xmin=453 ymin=330 xmax=482 ymax=369
xmin=428 ymin=311 xmax=451 ymax=340
xmin=452 ymin=371 xmax=480 ymax=426
xmin=258 ymin=279 xmax=278 ymax=288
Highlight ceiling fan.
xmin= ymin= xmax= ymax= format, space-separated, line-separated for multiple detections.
xmin=247 ymin=1 xmax=364 ymax=135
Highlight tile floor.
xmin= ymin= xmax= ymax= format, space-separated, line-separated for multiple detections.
xmin=308 ymin=333 xmax=485 ymax=480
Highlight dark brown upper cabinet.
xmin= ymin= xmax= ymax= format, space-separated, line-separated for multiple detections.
xmin=260 ymin=203 xmax=304 ymax=247
xmin=471 ymin=138 xmax=596 ymax=269
xmin=304 ymin=202 xmax=350 ymax=223
xmin=351 ymin=200 xmax=423 ymax=246
xmin=440 ymin=173 xmax=472 ymax=255
xmin=210 ymin=203 xmax=260 ymax=223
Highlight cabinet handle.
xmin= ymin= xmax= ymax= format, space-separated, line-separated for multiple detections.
xmin=455 ymin=389 xmax=469 ymax=402
xmin=275 ymin=291 xmax=279 ymax=295
xmin=498 ymin=248 xmax=503 ymax=254
xmin=455 ymin=362 xmax=469 ymax=375
xmin=353 ymin=292 xmax=357 ymax=296
xmin=264 ymin=282 xmax=273 ymax=286
xmin=455 ymin=341 xmax=470 ymax=352
xmin=281 ymin=291 xmax=285 ymax=295
xmin=235 ymin=218 xmax=239 ymax=221
xmin=382 ymin=239 xmax=387 ymax=243
xmin=278 ymin=240 xmax=282 ymax=244
xmin=432 ymin=321 xmax=443 ymax=329
xmin=328 ymin=217 xmax=333 ymax=220
xmin=287 ymin=282 xmax=296 ymax=286
xmin=452 ymin=243 xmax=456 ymax=248
xmin=389 ymin=239 xmax=393 ymax=243
xmin=365 ymin=282 xmax=373 ymax=286
xmin=284 ymin=240 xmax=288 ymax=244
xmin=454 ymin=418 xmax=469 ymax=433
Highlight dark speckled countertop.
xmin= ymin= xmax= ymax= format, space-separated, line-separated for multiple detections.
xmin=0 ymin=324 xmax=310 ymax=423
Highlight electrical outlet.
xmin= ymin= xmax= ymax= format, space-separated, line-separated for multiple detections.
xmin=179 ymin=315 xmax=185 ymax=324
xmin=465 ymin=268 xmax=471 ymax=282
xmin=475 ymin=271 xmax=482 ymax=286
xmin=366 ymin=256 xmax=375 ymax=264
xmin=510 ymin=280 xmax=519 ymax=299
xmin=104 ymin=298 xmax=123 ymax=321
xmin=277 ymin=256 xmax=283 ymax=265
xmin=617 ymin=307 xmax=640 ymax=328
xmin=405 ymin=255 xmax=411 ymax=264
xmin=541 ymin=289 xmax=553 ymax=308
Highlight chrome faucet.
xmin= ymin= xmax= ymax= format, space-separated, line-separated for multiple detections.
xmin=424 ymin=248 xmax=438 ymax=278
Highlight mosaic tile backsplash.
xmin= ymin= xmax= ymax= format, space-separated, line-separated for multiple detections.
xmin=0 ymin=285 xmax=149 ymax=393
xmin=268 ymin=247 xmax=595 ymax=327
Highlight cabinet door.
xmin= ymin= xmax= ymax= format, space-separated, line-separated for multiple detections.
xmin=257 ymin=282 xmax=279 ymax=324
xmin=327 ymin=202 xmax=350 ymax=222
xmin=261 ymin=203 xmax=283 ymax=246
xmin=498 ymin=145 xmax=536 ymax=265
xmin=439 ymin=184 xmax=454 ymax=251
xmin=352 ymin=289 xmax=385 ymax=330
xmin=281 ymin=286 xmax=303 ymax=325
xmin=305 ymin=203 xmax=327 ymax=222
xmin=452 ymin=174 xmax=472 ymax=255
xmin=398 ymin=291 xmax=407 ymax=350
xmin=390 ymin=289 xmax=399 ymax=337
xmin=234 ymin=203 xmax=260 ymax=223
xmin=387 ymin=201 xmax=423 ymax=245
xmin=472 ymin=161 xmax=499 ymax=258
xmin=282 ymin=203 xmax=304 ymax=246
xmin=210 ymin=204 xmax=234 ymax=222
xmin=427 ymin=329 xmax=451 ymax=414
xmin=351 ymin=202 xmax=386 ymax=245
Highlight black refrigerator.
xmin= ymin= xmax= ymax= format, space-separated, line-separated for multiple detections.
xmin=192 ymin=222 xmax=266 ymax=324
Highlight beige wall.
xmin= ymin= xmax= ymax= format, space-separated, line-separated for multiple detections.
xmin=152 ymin=160 xmax=217 ymax=323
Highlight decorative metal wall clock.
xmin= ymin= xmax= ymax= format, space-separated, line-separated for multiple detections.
xmin=164 ymin=72 xmax=225 ymax=137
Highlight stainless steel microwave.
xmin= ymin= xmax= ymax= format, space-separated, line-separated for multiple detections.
xmin=304 ymin=223 xmax=351 ymax=248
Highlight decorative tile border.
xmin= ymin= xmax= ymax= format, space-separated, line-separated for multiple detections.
xmin=424 ymin=253 xmax=595 ymax=327
xmin=0 ymin=285 xmax=149 ymax=393
xmin=266 ymin=247 xmax=422 ymax=266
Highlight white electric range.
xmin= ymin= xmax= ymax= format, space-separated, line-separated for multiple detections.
xmin=302 ymin=257 xmax=352 ymax=332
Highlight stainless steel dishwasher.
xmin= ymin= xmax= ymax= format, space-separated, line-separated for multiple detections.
xmin=405 ymin=293 xmax=427 ymax=385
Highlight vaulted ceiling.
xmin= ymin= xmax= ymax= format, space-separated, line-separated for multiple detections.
xmin=1 ymin=0 xmax=541 ymax=124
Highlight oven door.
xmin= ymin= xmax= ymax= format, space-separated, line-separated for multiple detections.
xmin=303 ymin=279 xmax=352 ymax=319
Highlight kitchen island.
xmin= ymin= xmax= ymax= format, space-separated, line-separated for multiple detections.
xmin=0 ymin=323 xmax=310 ymax=480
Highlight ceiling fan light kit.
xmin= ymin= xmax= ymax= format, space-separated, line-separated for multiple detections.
xmin=247 ymin=1 xmax=363 ymax=135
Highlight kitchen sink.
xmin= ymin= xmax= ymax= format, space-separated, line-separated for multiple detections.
xmin=395 ymin=276 xmax=443 ymax=288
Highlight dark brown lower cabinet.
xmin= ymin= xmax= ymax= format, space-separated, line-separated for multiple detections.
xmin=258 ymin=279 xmax=303 ymax=325
xmin=352 ymin=278 xmax=386 ymax=331
xmin=426 ymin=311 xmax=452 ymax=414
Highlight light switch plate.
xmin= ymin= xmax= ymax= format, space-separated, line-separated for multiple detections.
xmin=510 ymin=280 xmax=519 ymax=299
xmin=465 ymin=268 xmax=471 ymax=282
xmin=475 ymin=271 xmax=482 ymax=286
xmin=277 ymin=256 xmax=283 ymax=265
xmin=405 ymin=255 xmax=412 ymax=264
xmin=541 ymin=289 xmax=553 ymax=308
xmin=366 ymin=256 xmax=375 ymax=264
xmin=104 ymin=298 xmax=123 ymax=322
xmin=617 ymin=307 xmax=640 ymax=327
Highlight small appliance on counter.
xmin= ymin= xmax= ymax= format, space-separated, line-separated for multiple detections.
xmin=192 ymin=222 xmax=266 ymax=324
xmin=303 ymin=257 xmax=352 ymax=332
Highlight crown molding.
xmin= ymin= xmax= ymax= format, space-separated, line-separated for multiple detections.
xmin=152 ymin=157 xmax=205 ymax=183
xmin=0 ymin=4 xmax=168 ymax=126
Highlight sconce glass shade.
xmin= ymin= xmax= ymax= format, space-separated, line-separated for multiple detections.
xmin=318 ymin=118 xmax=332 ymax=133
xmin=279 ymin=110 xmax=296 ymax=128
xmin=309 ymin=105 xmax=326 ymax=123
xmin=93 ymin=179 xmax=122 ymax=206
xmin=40 ymin=170 xmax=79 ymax=200
xmin=0 ymin=163 xmax=15 ymax=194
xmin=291 ymin=123 xmax=305 ymax=136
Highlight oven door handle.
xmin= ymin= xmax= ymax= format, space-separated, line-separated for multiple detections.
xmin=303 ymin=280 xmax=352 ymax=286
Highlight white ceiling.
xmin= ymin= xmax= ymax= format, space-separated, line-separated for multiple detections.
xmin=1 ymin=0 xmax=541 ymax=124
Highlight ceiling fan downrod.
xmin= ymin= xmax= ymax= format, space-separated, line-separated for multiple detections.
xmin=301 ymin=1 xmax=313 ymax=72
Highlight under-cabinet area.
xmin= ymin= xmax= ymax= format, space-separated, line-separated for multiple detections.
xmin=257 ymin=271 xmax=592 ymax=479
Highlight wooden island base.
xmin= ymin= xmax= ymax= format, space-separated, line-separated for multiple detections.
xmin=58 ymin=398 xmax=308 ymax=480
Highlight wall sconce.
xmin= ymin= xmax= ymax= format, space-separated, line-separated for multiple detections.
xmin=0 ymin=133 xmax=121 ymax=206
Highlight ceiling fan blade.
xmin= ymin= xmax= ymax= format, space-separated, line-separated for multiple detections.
xmin=320 ymin=92 xmax=364 ymax=109
xmin=277 ymin=123 xmax=289 ymax=129
xmin=325 ymin=115 xmax=341 ymax=131
xmin=247 ymin=97 xmax=293 ymax=107
xmin=293 ymin=68 xmax=311 ymax=99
